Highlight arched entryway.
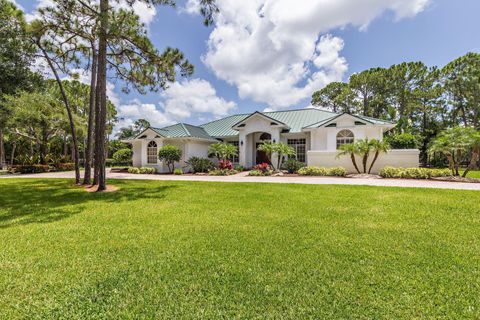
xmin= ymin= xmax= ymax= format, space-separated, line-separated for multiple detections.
xmin=255 ymin=132 xmax=271 ymax=164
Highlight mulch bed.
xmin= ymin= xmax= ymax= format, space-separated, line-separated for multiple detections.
xmin=431 ymin=176 xmax=480 ymax=183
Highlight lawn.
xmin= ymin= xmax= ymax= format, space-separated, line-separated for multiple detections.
xmin=463 ymin=169 xmax=480 ymax=179
xmin=0 ymin=179 xmax=479 ymax=319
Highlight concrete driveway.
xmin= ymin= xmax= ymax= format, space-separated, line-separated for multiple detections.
xmin=2 ymin=169 xmax=480 ymax=190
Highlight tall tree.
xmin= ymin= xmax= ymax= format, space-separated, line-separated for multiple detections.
xmin=442 ymin=52 xmax=480 ymax=129
xmin=311 ymin=82 xmax=349 ymax=112
xmin=0 ymin=0 xmax=38 ymax=169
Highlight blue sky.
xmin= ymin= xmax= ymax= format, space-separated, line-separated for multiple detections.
xmin=16 ymin=0 xmax=480 ymax=131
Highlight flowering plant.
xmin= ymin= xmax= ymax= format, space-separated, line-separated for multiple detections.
xmin=218 ymin=160 xmax=233 ymax=170
xmin=254 ymin=162 xmax=270 ymax=173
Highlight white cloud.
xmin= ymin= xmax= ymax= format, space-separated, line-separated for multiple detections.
xmin=25 ymin=0 xmax=156 ymax=26
xmin=186 ymin=0 xmax=430 ymax=110
xmin=114 ymin=78 xmax=236 ymax=134
xmin=161 ymin=78 xmax=237 ymax=119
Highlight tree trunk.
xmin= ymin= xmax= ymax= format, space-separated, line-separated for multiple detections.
xmin=95 ymin=0 xmax=109 ymax=191
xmin=362 ymin=153 xmax=368 ymax=173
xmin=0 ymin=129 xmax=5 ymax=169
xmin=84 ymin=48 xmax=98 ymax=185
xmin=368 ymin=151 xmax=379 ymax=174
xmin=37 ymin=41 xmax=81 ymax=184
xmin=350 ymin=153 xmax=361 ymax=174
xmin=10 ymin=142 xmax=16 ymax=166
xmin=463 ymin=149 xmax=479 ymax=178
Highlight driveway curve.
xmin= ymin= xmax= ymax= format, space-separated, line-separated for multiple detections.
xmin=2 ymin=170 xmax=480 ymax=190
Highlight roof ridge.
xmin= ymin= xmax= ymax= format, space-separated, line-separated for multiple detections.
xmin=200 ymin=113 xmax=250 ymax=127
xmin=263 ymin=107 xmax=339 ymax=115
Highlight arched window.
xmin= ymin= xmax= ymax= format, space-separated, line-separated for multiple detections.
xmin=147 ymin=141 xmax=157 ymax=164
xmin=259 ymin=132 xmax=271 ymax=141
xmin=336 ymin=130 xmax=354 ymax=148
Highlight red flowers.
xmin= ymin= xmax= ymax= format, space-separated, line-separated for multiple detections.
xmin=218 ymin=160 xmax=233 ymax=170
xmin=254 ymin=163 xmax=270 ymax=173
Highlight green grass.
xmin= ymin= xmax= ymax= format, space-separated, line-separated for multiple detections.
xmin=1 ymin=179 xmax=479 ymax=319
xmin=462 ymin=170 xmax=480 ymax=179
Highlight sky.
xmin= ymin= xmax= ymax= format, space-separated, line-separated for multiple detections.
xmin=14 ymin=0 xmax=480 ymax=133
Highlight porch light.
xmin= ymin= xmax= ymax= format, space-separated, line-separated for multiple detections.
xmin=240 ymin=140 xmax=243 ymax=146
xmin=273 ymin=139 xmax=276 ymax=143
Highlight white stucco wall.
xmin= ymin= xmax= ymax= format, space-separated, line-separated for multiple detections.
xmin=307 ymin=149 xmax=420 ymax=174
xmin=237 ymin=114 xmax=282 ymax=168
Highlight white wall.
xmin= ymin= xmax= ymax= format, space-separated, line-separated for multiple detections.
xmin=309 ymin=115 xmax=385 ymax=152
xmin=307 ymin=149 xmax=420 ymax=174
xmin=237 ymin=114 xmax=282 ymax=168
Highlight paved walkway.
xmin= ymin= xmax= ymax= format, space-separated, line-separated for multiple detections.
xmin=2 ymin=170 xmax=480 ymax=190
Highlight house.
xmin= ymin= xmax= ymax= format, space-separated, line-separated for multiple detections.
xmin=126 ymin=108 xmax=419 ymax=173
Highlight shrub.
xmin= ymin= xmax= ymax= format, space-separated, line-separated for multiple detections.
xmin=328 ymin=167 xmax=347 ymax=177
xmin=379 ymin=166 xmax=452 ymax=179
xmin=298 ymin=166 xmax=347 ymax=177
xmin=218 ymin=159 xmax=233 ymax=170
xmin=105 ymin=158 xmax=116 ymax=167
xmin=139 ymin=167 xmax=157 ymax=174
xmin=248 ymin=168 xmax=273 ymax=176
xmin=385 ymin=133 xmax=418 ymax=149
xmin=254 ymin=162 xmax=271 ymax=173
xmin=187 ymin=157 xmax=213 ymax=173
xmin=54 ymin=163 xmax=75 ymax=172
xmin=128 ymin=167 xmax=156 ymax=174
xmin=298 ymin=166 xmax=328 ymax=176
xmin=234 ymin=165 xmax=245 ymax=172
xmin=158 ymin=145 xmax=182 ymax=173
xmin=282 ymin=159 xmax=305 ymax=173
xmin=112 ymin=148 xmax=133 ymax=166
xmin=248 ymin=169 xmax=264 ymax=176
xmin=208 ymin=168 xmax=237 ymax=176
xmin=8 ymin=164 xmax=52 ymax=174
xmin=173 ymin=168 xmax=183 ymax=175
xmin=127 ymin=167 xmax=140 ymax=174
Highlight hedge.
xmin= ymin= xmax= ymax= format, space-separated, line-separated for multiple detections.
xmin=298 ymin=166 xmax=346 ymax=177
xmin=379 ymin=167 xmax=452 ymax=179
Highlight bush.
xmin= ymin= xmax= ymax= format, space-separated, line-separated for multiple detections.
xmin=218 ymin=159 xmax=233 ymax=170
xmin=128 ymin=167 xmax=156 ymax=174
xmin=8 ymin=164 xmax=52 ymax=174
xmin=254 ymin=163 xmax=271 ymax=173
xmin=282 ymin=159 xmax=305 ymax=173
xmin=234 ymin=165 xmax=245 ymax=172
xmin=298 ymin=166 xmax=328 ymax=176
xmin=112 ymin=148 xmax=133 ymax=166
xmin=158 ymin=145 xmax=182 ymax=173
xmin=54 ymin=163 xmax=75 ymax=172
xmin=127 ymin=167 xmax=140 ymax=174
xmin=105 ymin=158 xmax=116 ymax=167
xmin=298 ymin=166 xmax=347 ymax=177
xmin=379 ymin=166 xmax=452 ymax=179
xmin=208 ymin=168 xmax=237 ymax=176
xmin=173 ymin=168 xmax=183 ymax=175
xmin=248 ymin=168 xmax=273 ymax=176
xmin=385 ymin=133 xmax=418 ymax=149
xmin=248 ymin=169 xmax=264 ymax=176
xmin=187 ymin=157 xmax=213 ymax=173
xmin=328 ymin=167 xmax=347 ymax=177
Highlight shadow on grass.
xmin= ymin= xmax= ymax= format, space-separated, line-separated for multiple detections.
xmin=0 ymin=179 xmax=175 ymax=229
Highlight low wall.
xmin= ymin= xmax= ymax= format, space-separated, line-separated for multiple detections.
xmin=307 ymin=149 xmax=420 ymax=174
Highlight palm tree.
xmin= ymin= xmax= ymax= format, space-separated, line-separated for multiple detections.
xmin=336 ymin=143 xmax=361 ymax=174
xmin=355 ymin=138 xmax=373 ymax=173
xmin=428 ymin=127 xmax=471 ymax=176
xmin=274 ymin=143 xmax=295 ymax=171
xmin=463 ymin=130 xmax=480 ymax=177
xmin=257 ymin=141 xmax=275 ymax=164
xmin=368 ymin=139 xmax=390 ymax=174
xmin=208 ymin=143 xmax=238 ymax=161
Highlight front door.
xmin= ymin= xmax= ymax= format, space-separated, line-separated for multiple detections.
xmin=256 ymin=143 xmax=270 ymax=164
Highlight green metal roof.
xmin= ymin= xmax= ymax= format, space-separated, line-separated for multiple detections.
xmin=150 ymin=123 xmax=217 ymax=141
xmin=148 ymin=108 xmax=395 ymax=140
xmin=304 ymin=112 xmax=395 ymax=128
xmin=200 ymin=108 xmax=339 ymax=137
